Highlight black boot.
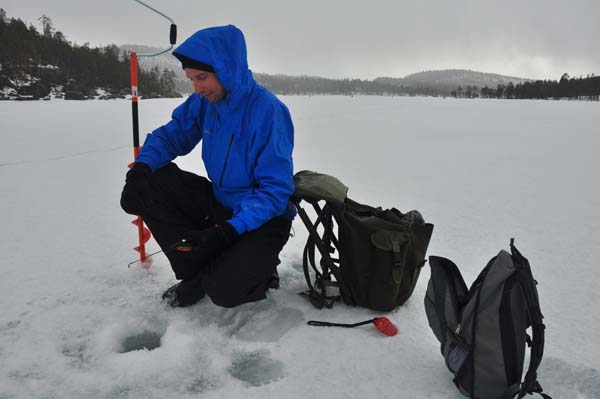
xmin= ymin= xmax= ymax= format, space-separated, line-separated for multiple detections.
xmin=162 ymin=274 xmax=205 ymax=307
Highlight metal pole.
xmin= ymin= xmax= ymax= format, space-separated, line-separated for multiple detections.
xmin=127 ymin=0 xmax=177 ymax=268
xmin=133 ymin=0 xmax=177 ymax=57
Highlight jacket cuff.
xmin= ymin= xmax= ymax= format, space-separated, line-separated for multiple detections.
xmin=133 ymin=162 xmax=152 ymax=174
xmin=133 ymin=154 xmax=157 ymax=172
xmin=227 ymin=218 xmax=248 ymax=235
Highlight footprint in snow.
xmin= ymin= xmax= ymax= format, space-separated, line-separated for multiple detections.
xmin=62 ymin=340 xmax=93 ymax=368
xmin=228 ymin=350 xmax=285 ymax=386
xmin=0 ymin=319 xmax=21 ymax=333
xmin=212 ymin=299 xmax=304 ymax=342
xmin=187 ymin=375 xmax=221 ymax=393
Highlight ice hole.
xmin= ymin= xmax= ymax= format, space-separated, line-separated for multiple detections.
xmin=119 ymin=331 xmax=163 ymax=353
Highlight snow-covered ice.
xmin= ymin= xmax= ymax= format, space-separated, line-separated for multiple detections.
xmin=0 ymin=96 xmax=598 ymax=398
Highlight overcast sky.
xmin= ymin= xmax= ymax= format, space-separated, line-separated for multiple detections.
xmin=4 ymin=0 xmax=600 ymax=80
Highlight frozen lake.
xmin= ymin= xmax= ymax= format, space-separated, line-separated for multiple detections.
xmin=0 ymin=96 xmax=598 ymax=398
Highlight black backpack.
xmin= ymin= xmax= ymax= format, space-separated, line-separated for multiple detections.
xmin=424 ymin=239 xmax=551 ymax=399
xmin=293 ymin=170 xmax=434 ymax=311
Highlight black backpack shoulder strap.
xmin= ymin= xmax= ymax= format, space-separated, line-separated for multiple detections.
xmin=506 ymin=238 xmax=552 ymax=399
xmin=294 ymin=198 xmax=348 ymax=308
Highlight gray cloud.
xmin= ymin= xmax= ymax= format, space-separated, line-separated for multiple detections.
xmin=3 ymin=0 xmax=599 ymax=80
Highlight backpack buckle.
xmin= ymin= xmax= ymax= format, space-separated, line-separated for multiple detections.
xmin=299 ymin=290 xmax=335 ymax=309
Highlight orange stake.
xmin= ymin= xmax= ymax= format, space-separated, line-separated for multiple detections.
xmin=129 ymin=52 xmax=152 ymax=268
xmin=126 ymin=1 xmax=177 ymax=269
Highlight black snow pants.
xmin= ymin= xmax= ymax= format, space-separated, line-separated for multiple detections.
xmin=137 ymin=163 xmax=292 ymax=308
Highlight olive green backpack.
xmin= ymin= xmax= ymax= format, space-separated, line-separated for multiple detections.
xmin=292 ymin=170 xmax=434 ymax=311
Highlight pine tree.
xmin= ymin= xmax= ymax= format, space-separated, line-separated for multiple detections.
xmin=38 ymin=14 xmax=53 ymax=37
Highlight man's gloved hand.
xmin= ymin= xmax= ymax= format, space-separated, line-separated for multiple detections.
xmin=120 ymin=162 xmax=153 ymax=215
xmin=173 ymin=223 xmax=238 ymax=263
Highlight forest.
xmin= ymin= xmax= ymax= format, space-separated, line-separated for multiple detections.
xmin=0 ymin=10 xmax=178 ymax=100
xmin=450 ymin=74 xmax=600 ymax=101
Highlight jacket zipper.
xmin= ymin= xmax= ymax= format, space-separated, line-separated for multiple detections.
xmin=219 ymin=133 xmax=235 ymax=188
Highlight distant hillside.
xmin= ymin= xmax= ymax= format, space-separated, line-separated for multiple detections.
xmin=120 ymin=45 xmax=190 ymax=94
xmin=118 ymin=46 xmax=426 ymax=97
xmin=375 ymin=69 xmax=530 ymax=95
xmin=118 ymin=46 xmax=417 ymax=97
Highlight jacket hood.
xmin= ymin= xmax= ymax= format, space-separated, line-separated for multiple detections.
xmin=173 ymin=25 xmax=254 ymax=101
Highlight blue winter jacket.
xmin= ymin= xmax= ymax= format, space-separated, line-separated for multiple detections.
xmin=136 ymin=25 xmax=295 ymax=235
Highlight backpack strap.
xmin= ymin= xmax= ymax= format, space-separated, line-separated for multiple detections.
xmin=428 ymin=256 xmax=458 ymax=346
xmin=508 ymin=238 xmax=553 ymax=399
xmin=294 ymin=198 xmax=349 ymax=308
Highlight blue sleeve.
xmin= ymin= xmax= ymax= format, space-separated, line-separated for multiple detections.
xmin=228 ymin=103 xmax=295 ymax=234
xmin=136 ymin=95 xmax=204 ymax=171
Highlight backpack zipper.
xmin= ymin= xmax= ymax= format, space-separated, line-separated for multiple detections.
xmin=219 ymin=133 xmax=235 ymax=188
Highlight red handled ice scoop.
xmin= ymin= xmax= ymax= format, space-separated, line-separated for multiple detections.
xmin=307 ymin=317 xmax=398 ymax=337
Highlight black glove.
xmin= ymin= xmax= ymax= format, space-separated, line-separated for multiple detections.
xmin=172 ymin=223 xmax=238 ymax=263
xmin=120 ymin=162 xmax=153 ymax=215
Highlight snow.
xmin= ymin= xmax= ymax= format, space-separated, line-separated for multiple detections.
xmin=1 ymin=87 xmax=17 ymax=97
xmin=48 ymin=85 xmax=65 ymax=100
xmin=36 ymin=64 xmax=60 ymax=70
xmin=7 ymin=75 xmax=39 ymax=87
xmin=0 ymin=96 xmax=599 ymax=399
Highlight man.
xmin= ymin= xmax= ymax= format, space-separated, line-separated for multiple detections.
xmin=120 ymin=25 xmax=295 ymax=308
